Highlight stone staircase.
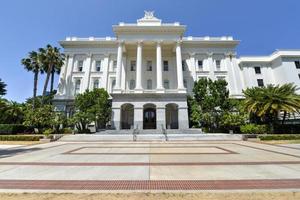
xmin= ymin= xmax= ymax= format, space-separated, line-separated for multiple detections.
xmin=59 ymin=128 xmax=243 ymax=142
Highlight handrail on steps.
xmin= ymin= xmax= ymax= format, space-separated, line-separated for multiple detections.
xmin=161 ymin=125 xmax=168 ymax=141
xmin=132 ymin=125 xmax=139 ymax=142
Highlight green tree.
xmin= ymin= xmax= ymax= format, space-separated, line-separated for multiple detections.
xmin=21 ymin=51 xmax=43 ymax=107
xmin=0 ymin=78 xmax=7 ymax=96
xmin=190 ymin=78 xmax=230 ymax=131
xmin=72 ymin=88 xmax=111 ymax=130
xmin=23 ymin=104 xmax=55 ymax=132
xmin=243 ymin=83 xmax=300 ymax=128
xmin=39 ymin=44 xmax=65 ymax=97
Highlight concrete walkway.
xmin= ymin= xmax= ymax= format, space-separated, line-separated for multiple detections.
xmin=0 ymin=140 xmax=299 ymax=192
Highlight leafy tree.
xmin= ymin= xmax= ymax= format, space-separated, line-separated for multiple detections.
xmin=21 ymin=51 xmax=43 ymax=108
xmin=243 ymin=83 xmax=300 ymax=128
xmin=0 ymin=99 xmax=24 ymax=124
xmin=190 ymin=78 xmax=231 ymax=131
xmin=39 ymin=44 xmax=65 ymax=98
xmin=72 ymin=88 xmax=111 ymax=130
xmin=23 ymin=104 xmax=55 ymax=132
xmin=220 ymin=112 xmax=247 ymax=132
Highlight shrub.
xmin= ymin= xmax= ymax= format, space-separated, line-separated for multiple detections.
xmin=61 ymin=128 xmax=73 ymax=134
xmin=0 ymin=135 xmax=42 ymax=141
xmin=259 ymin=134 xmax=300 ymax=141
xmin=240 ymin=124 xmax=269 ymax=134
xmin=0 ymin=124 xmax=32 ymax=135
xmin=43 ymin=128 xmax=54 ymax=138
xmin=77 ymin=129 xmax=91 ymax=134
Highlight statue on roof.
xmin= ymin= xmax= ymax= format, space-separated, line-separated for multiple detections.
xmin=144 ymin=11 xmax=155 ymax=19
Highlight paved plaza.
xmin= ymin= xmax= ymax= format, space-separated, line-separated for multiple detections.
xmin=0 ymin=140 xmax=300 ymax=191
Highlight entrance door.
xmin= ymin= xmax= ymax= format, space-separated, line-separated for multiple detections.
xmin=143 ymin=108 xmax=156 ymax=129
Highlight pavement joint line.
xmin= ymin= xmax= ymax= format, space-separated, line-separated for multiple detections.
xmin=0 ymin=161 xmax=300 ymax=166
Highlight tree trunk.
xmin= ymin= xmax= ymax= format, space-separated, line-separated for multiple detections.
xmin=33 ymin=71 xmax=38 ymax=109
xmin=42 ymin=64 xmax=52 ymax=98
xmin=50 ymin=67 xmax=55 ymax=93
xmin=282 ymin=111 xmax=287 ymax=125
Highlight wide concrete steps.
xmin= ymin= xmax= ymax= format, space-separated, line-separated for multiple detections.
xmin=59 ymin=131 xmax=243 ymax=142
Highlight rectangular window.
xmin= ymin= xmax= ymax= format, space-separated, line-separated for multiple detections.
xmin=254 ymin=66 xmax=261 ymax=74
xmin=182 ymin=60 xmax=186 ymax=71
xmin=130 ymin=61 xmax=136 ymax=71
xmin=198 ymin=60 xmax=203 ymax=70
xmin=163 ymin=60 xmax=169 ymax=71
xmin=111 ymin=79 xmax=116 ymax=92
xmin=78 ymin=60 xmax=83 ymax=72
xmin=147 ymin=79 xmax=152 ymax=89
xmin=183 ymin=79 xmax=187 ymax=88
xmin=93 ymin=79 xmax=99 ymax=89
xmin=95 ymin=61 xmax=101 ymax=72
xmin=295 ymin=61 xmax=300 ymax=69
xmin=113 ymin=61 xmax=117 ymax=71
xmin=257 ymin=79 xmax=264 ymax=87
xmin=298 ymin=74 xmax=300 ymax=80
xmin=147 ymin=61 xmax=152 ymax=71
xmin=216 ymin=60 xmax=221 ymax=69
xmin=217 ymin=76 xmax=226 ymax=80
xmin=164 ymin=80 xmax=170 ymax=89
xmin=74 ymin=79 xmax=81 ymax=95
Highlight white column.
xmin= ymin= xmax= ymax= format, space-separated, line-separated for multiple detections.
xmin=115 ymin=41 xmax=123 ymax=92
xmin=65 ymin=54 xmax=74 ymax=96
xmin=175 ymin=41 xmax=185 ymax=91
xmin=82 ymin=54 xmax=92 ymax=91
xmin=135 ymin=41 xmax=143 ymax=91
xmin=156 ymin=41 xmax=164 ymax=92
xmin=207 ymin=52 xmax=215 ymax=80
xmin=101 ymin=54 xmax=109 ymax=90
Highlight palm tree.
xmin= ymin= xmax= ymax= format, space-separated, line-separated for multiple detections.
xmin=5 ymin=101 xmax=24 ymax=124
xmin=243 ymin=83 xmax=300 ymax=126
xmin=0 ymin=78 xmax=7 ymax=96
xmin=39 ymin=45 xmax=65 ymax=98
xmin=21 ymin=51 xmax=42 ymax=108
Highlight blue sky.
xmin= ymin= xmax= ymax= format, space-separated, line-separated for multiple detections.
xmin=0 ymin=0 xmax=300 ymax=102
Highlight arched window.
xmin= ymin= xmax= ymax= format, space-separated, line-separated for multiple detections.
xmin=129 ymin=79 xmax=135 ymax=90
xmin=164 ymin=80 xmax=170 ymax=89
xmin=147 ymin=79 xmax=152 ymax=89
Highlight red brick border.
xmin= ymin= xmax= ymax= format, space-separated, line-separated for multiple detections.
xmin=63 ymin=146 xmax=237 ymax=155
xmin=1 ymin=161 xmax=300 ymax=166
xmin=0 ymin=179 xmax=299 ymax=190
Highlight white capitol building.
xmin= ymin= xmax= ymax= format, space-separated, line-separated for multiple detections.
xmin=54 ymin=11 xmax=300 ymax=130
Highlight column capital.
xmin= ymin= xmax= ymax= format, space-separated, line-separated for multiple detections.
xmin=65 ymin=53 xmax=74 ymax=58
xmin=176 ymin=40 xmax=183 ymax=46
xmin=117 ymin=40 xmax=124 ymax=45
xmin=225 ymin=52 xmax=237 ymax=58
xmin=85 ymin=52 xmax=92 ymax=57
xmin=137 ymin=40 xmax=143 ymax=46
xmin=206 ymin=52 xmax=214 ymax=57
xmin=156 ymin=40 xmax=163 ymax=46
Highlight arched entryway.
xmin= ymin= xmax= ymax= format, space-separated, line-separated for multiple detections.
xmin=121 ymin=103 xmax=134 ymax=129
xmin=143 ymin=104 xmax=156 ymax=129
xmin=166 ymin=103 xmax=179 ymax=129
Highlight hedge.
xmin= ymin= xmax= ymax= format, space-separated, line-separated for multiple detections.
xmin=259 ymin=134 xmax=300 ymax=141
xmin=0 ymin=135 xmax=42 ymax=141
xmin=0 ymin=124 xmax=33 ymax=135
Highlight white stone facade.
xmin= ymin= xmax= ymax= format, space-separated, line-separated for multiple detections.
xmin=54 ymin=12 xmax=300 ymax=130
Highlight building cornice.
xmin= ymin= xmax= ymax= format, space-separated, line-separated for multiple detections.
xmin=238 ymin=50 xmax=300 ymax=64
